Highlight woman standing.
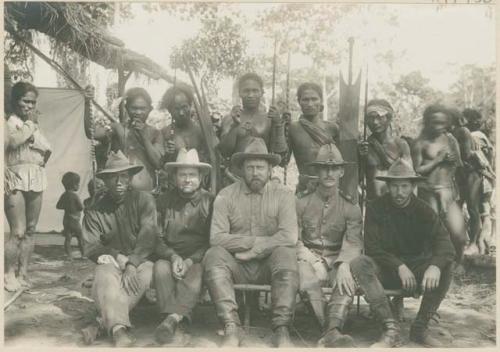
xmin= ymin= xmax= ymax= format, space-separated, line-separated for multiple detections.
xmin=4 ymin=82 xmax=52 ymax=291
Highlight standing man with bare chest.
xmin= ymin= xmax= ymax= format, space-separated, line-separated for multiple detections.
xmin=286 ymin=83 xmax=339 ymax=195
xmin=412 ymin=105 xmax=467 ymax=262
xmin=358 ymin=99 xmax=412 ymax=200
xmin=217 ymin=73 xmax=286 ymax=181
xmin=158 ymin=84 xmax=211 ymax=166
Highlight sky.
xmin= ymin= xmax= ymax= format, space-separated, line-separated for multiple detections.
xmin=33 ymin=3 xmax=495 ymax=108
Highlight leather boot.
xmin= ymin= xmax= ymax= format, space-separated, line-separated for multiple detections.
xmin=370 ymin=319 xmax=401 ymax=348
xmin=221 ymin=322 xmax=242 ymax=347
xmin=410 ymin=323 xmax=445 ymax=348
xmin=270 ymin=270 xmax=299 ymax=331
xmin=322 ymin=289 xmax=355 ymax=347
xmin=205 ymin=268 xmax=241 ymax=326
xmin=155 ymin=314 xmax=178 ymax=345
xmin=272 ymin=326 xmax=294 ymax=347
xmin=112 ymin=326 xmax=136 ymax=347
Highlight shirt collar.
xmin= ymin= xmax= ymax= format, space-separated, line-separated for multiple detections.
xmin=175 ymin=188 xmax=202 ymax=206
xmin=314 ymin=187 xmax=337 ymax=202
xmin=241 ymin=180 xmax=267 ymax=195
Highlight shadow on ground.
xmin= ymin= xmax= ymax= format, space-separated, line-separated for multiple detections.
xmin=4 ymin=240 xmax=496 ymax=348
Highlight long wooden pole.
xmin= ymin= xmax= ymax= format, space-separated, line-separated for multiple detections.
xmin=360 ymin=65 xmax=369 ymax=215
xmin=271 ymin=37 xmax=278 ymax=106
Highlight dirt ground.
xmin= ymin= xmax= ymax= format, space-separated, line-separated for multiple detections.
xmin=4 ymin=236 xmax=497 ymax=348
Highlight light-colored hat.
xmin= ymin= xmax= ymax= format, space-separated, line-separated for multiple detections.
xmin=164 ymin=148 xmax=211 ymax=173
xmin=375 ymin=158 xmax=425 ymax=182
xmin=96 ymin=151 xmax=143 ymax=178
xmin=307 ymin=143 xmax=353 ymax=167
xmin=231 ymin=137 xmax=281 ymax=167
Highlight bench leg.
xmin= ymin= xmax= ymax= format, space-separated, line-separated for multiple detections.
xmin=243 ymin=291 xmax=251 ymax=331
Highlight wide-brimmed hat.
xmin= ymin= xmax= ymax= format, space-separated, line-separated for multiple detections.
xmin=231 ymin=137 xmax=281 ymax=167
xmin=96 ymin=151 xmax=143 ymax=178
xmin=375 ymin=158 xmax=425 ymax=182
xmin=164 ymin=148 xmax=212 ymax=174
xmin=307 ymin=143 xmax=354 ymax=168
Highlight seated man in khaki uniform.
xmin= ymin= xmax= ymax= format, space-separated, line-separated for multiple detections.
xmin=204 ymin=137 xmax=299 ymax=347
xmin=296 ymin=144 xmax=363 ymax=347
xmin=82 ymin=151 xmax=159 ymax=347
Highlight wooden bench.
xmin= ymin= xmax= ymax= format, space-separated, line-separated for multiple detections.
xmin=234 ymin=284 xmax=406 ymax=330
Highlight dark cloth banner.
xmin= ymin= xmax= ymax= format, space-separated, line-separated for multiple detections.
xmin=338 ymin=73 xmax=361 ymax=203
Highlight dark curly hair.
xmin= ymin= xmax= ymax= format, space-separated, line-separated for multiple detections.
xmin=124 ymin=87 xmax=152 ymax=109
xmin=238 ymin=72 xmax=264 ymax=91
xmin=423 ymin=104 xmax=450 ymax=128
xmin=61 ymin=172 xmax=80 ymax=191
xmin=297 ymin=82 xmax=323 ymax=101
xmin=11 ymin=81 xmax=38 ymax=109
xmin=159 ymin=84 xmax=194 ymax=112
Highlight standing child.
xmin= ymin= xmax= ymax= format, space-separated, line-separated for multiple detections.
xmin=56 ymin=172 xmax=84 ymax=260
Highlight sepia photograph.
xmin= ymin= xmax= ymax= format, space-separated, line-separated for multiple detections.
xmin=3 ymin=1 xmax=496 ymax=348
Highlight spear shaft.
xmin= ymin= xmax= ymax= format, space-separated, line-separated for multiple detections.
xmin=271 ymin=37 xmax=278 ymax=106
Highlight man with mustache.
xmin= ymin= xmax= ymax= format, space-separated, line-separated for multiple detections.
xmin=284 ymin=82 xmax=339 ymax=196
xmin=82 ymin=151 xmax=159 ymax=347
xmin=350 ymin=158 xmax=456 ymax=347
xmin=217 ymin=73 xmax=287 ymax=182
xmin=83 ymin=85 xmax=162 ymax=191
xmin=153 ymin=148 xmax=213 ymax=345
xmin=205 ymin=137 xmax=299 ymax=347
xmin=295 ymin=144 xmax=363 ymax=347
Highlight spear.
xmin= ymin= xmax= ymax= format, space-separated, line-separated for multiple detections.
xmin=283 ymin=50 xmax=291 ymax=186
xmin=271 ymin=36 xmax=278 ymax=106
xmin=360 ymin=65 xmax=369 ymax=214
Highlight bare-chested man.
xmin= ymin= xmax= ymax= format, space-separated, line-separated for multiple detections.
xmin=217 ymin=72 xmax=286 ymax=182
xmin=158 ymin=84 xmax=211 ymax=165
xmin=286 ymin=82 xmax=339 ymax=195
xmin=359 ymin=99 xmax=412 ymax=200
xmin=412 ymin=104 xmax=467 ymax=261
xmin=83 ymin=85 xmax=162 ymax=191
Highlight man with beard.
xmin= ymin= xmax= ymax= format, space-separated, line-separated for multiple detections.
xmin=412 ymin=105 xmax=467 ymax=262
xmin=83 ymin=85 xmax=162 ymax=191
xmin=153 ymin=148 xmax=213 ymax=345
xmin=295 ymin=144 xmax=363 ymax=347
xmin=82 ymin=151 xmax=159 ymax=347
xmin=217 ymin=73 xmax=287 ymax=182
xmin=349 ymin=159 xmax=456 ymax=347
xmin=204 ymin=137 xmax=299 ymax=347
xmin=285 ymin=82 xmax=339 ymax=196
xmin=358 ymin=99 xmax=413 ymax=200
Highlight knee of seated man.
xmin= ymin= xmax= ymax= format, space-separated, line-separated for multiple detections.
xmin=270 ymin=246 xmax=298 ymax=272
xmin=202 ymin=246 xmax=233 ymax=269
xmin=154 ymin=259 xmax=172 ymax=277
xmin=94 ymin=263 xmax=120 ymax=282
xmin=350 ymin=255 xmax=377 ymax=276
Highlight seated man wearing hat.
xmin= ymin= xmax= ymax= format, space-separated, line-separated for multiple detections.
xmin=153 ymin=148 xmax=214 ymax=345
xmin=204 ymin=137 xmax=299 ymax=347
xmin=296 ymin=144 xmax=363 ymax=347
xmin=349 ymin=159 xmax=456 ymax=347
xmin=82 ymin=151 xmax=160 ymax=347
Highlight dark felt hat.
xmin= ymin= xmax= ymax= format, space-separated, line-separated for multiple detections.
xmin=231 ymin=137 xmax=281 ymax=167
xmin=375 ymin=158 xmax=425 ymax=182
xmin=96 ymin=151 xmax=143 ymax=178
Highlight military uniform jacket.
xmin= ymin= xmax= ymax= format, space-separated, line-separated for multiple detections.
xmin=296 ymin=189 xmax=363 ymax=270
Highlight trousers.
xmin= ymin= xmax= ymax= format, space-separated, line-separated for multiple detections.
xmin=203 ymin=245 xmax=299 ymax=329
xmin=153 ymin=260 xmax=203 ymax=318
xmin=91 ymin=261 xmax=153 ymax=332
